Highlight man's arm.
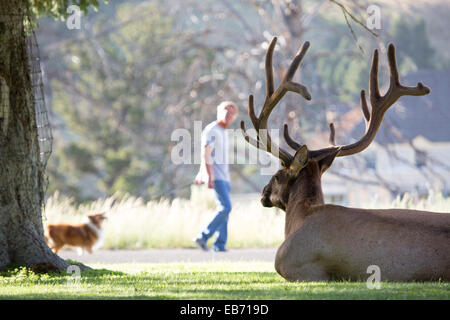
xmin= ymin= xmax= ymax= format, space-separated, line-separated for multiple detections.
xmin=194 ymin=145 xmax=215 ymax=189
xmin=203 ymin=145 xmax=214 ymax=189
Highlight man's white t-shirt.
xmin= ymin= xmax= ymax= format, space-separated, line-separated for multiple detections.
xmin=199 ymin=121 xmax=230 ymax=183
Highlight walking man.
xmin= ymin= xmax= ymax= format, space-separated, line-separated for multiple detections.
xmin=194 ymin=101 xmax=238 ymax=252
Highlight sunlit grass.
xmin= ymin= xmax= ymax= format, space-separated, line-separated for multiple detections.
xmin=366 ymin=190 xmax=450 ymax=212
xmin=43 ymin=188 xmax=450 ymax=249
xmin=43 ymin=187 xmax=285 ymax=249
xmin=0 ymin=262 xmax=448 ymax=300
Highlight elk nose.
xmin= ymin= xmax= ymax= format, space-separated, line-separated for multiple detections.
xmin=261 ymin=195 xmax=273 ymax=208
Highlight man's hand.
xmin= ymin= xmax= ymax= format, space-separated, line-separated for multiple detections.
xmin=194 ymin=172 xmax=204 ymax=185
xmin=194 ymin=172 xmax=214 ymax=189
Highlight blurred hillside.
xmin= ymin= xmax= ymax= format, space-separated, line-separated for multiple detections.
xmin=378 ymin=0 xmax=450 ymax=65
xmin=36 ymin=0 xmax=450 ymax=203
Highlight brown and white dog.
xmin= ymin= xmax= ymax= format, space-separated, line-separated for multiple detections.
xmin=45 ymin=213 xmax=107 ymax=255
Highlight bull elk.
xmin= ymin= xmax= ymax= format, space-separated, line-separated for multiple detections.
xmin=241 ymin=37 xmax=450 ymax=282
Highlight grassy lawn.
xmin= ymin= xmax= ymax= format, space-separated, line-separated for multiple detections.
xmin=0 ymin=262 xmax=448 ymax=299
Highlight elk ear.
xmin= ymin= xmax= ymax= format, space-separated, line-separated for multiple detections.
xmin=289 ymin=145 xmax=309 ymax=176
xmin=317 ymin=147 xmax=341 ymax=174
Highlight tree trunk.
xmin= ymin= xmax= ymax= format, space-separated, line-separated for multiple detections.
xmin=0 ymin=0 xmax=70 ymax=271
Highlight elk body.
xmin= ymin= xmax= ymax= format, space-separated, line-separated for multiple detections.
xmin=241 ymin=38 xmax=450 ymax=282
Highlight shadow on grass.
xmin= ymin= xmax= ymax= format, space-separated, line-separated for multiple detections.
xmin=3 ymin=284 xmax=447 ymax=300
xmin=0 ymin=264 xmax=126 ymax=283
xmin=0 ymin=294 xmax=172 ymax=300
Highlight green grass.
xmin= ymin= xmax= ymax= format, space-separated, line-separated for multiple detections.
xmin=0 ymin=262 xmax=448 ymax=299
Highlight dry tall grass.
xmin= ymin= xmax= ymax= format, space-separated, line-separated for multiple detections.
xmin=43 ymin=187 xmax=450 ymax=249
xmin=43 ymin=186 xmax=284 ymax=249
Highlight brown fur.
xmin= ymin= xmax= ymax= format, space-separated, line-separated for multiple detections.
xmin=242 ymin=38 xmax=445 ymax=282
xmin=45 ymin=213 xmax=106 ymax=254
xmin=264 ymin=157 xmax=450 ymax=282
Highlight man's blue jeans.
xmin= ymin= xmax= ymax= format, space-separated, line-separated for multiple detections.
xmin=198 ymin=180 xmax=231 ymax=250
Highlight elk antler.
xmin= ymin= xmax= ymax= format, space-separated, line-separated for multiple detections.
xmin=240 ymin=37 xmax=311 ymax=166
xmin=283 ymin=43 xmax=430 ymax=160
xmin=337 ymin=44 xmax=430 ymax=157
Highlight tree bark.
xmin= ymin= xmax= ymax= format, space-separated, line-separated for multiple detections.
xmin=0 ymin=0 xmax=70 ymax=271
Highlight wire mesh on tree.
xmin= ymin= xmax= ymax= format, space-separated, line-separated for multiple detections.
xmin=26 ymin=28 xmax=53 ymax=168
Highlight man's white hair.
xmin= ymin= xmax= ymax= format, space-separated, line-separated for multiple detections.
xmin=217 ymin=101 xmax=237 ymax=116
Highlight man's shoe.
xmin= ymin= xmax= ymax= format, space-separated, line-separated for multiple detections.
xmin=194 ymin=238 xmax=209 ymax=251
xmin=212 ymin=246 xmax=227 ymax=252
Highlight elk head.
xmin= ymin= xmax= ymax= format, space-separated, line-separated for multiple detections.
xmin=241 ymin=38 xmax=430 ymax=211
